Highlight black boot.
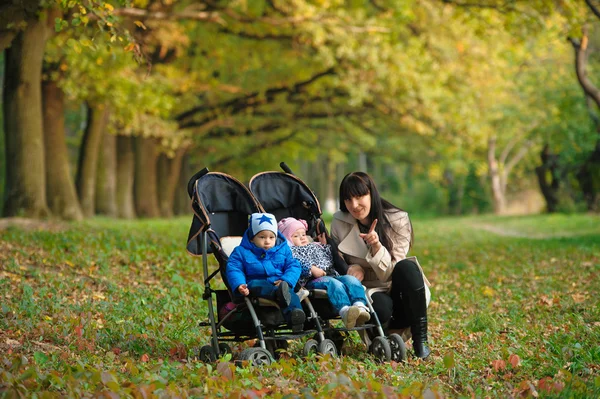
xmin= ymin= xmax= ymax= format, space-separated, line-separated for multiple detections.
xmin=403 ymin=287 xmax=431 ymax=359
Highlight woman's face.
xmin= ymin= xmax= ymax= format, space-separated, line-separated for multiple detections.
xmin=344 ymin=193 xmax=371 ymax=224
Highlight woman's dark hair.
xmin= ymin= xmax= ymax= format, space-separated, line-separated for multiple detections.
xmin=338 ymin=171 xmax=413 ymax=253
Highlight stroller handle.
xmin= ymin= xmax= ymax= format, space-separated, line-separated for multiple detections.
xmin=280 ymin=162 xmax=294 ymax=175
xmin=187 ymin=167 xmax=210 ymax=198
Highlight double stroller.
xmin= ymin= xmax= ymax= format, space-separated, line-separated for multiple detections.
xmin=186 ymin=163 xmax=406 ymax=365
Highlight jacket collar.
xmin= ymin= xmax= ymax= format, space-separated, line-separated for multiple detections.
xmin=334 ymin=211 xmax=369 ymax=259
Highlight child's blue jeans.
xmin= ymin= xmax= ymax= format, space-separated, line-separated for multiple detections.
xmin=305 ymin=275 xmax=367 ymax=313
xmin=247 ymin=280 xmax=302 ymax=323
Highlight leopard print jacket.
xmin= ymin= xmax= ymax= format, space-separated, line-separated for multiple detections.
xmin=291 ymin=242 xmax=339 ymax=286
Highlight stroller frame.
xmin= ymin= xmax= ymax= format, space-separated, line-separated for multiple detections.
xmin=186 ymin=168 xmax=336 ymax=364
xmin=248 ymin=162 xmax=407 ymax=362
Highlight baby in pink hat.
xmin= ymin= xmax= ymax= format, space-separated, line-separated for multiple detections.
xmin=278 ymin=217 xmax=370 ymax=329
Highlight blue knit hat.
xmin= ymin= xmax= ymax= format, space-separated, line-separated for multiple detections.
xmin=248 ymin=213 xmax=278 ymax=238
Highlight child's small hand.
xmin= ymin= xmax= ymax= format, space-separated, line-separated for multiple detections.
xmin=311 ymin=266 xmax=326 ymax=278
xmin=273 ymin=280 xmax=282 ymax=286
xmin=238 ymin=284 xmax=249 ymax=296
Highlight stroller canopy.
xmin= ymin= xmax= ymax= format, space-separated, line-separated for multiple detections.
xmin=249 ymin=171 xmax=322 ymax=234
xmin=187 ymin=171 xmax=263 ymax=255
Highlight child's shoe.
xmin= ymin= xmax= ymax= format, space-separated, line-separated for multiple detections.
xmin=341 ymin=306 xmax=360 ymax=329
xmin=290 ymin=309 xmax=306 ymax=332
xmin=276 ymin=283 xmax=291 ymax=307
xmin=297 ymin=288 xmax=309 ymax=302
xmin=354 ymin=302 xmax=371 ymax=326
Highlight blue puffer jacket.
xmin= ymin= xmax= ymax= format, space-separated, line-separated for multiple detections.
xmin=226 ymin=229 xmax=301 ymax=292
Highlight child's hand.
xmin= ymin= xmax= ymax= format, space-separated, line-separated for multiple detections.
xmin=238 ymin=284 xmax=249 ymax=296
xmin=317 ymin=233 xmax=327 ymax=245
xmin=311 ymin=266 xmax=326 ymax=278
xmin=273 ymin=280 xmax=282 ymax=286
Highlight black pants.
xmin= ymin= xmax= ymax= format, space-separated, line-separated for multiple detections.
xmin=371 ymin=258 xmax=424 ymax=328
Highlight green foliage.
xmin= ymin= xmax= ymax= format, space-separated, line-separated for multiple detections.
xmin=1 ymin=215 xmax=599 ymax=396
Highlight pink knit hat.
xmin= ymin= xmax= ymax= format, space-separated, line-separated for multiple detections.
xmin=277 ymin=217 xmax=308 ymax=242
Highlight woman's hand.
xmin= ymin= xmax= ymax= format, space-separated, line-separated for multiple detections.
xmin=238 ymin=284 xmax=249 ymax=296
xmin=359 ymin=219 xmax=382 ymax=255
xmin=311 ymin=266 xmax=326 ymax=278
xmin=347 ymin=265 xmax=365 ymax=282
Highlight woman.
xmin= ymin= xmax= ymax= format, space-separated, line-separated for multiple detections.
xmin=330 ymin=171 xmax=431 ymax=359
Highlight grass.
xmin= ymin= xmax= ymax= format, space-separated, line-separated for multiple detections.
xmin=1 ymin=214 xmax=599 ymax=398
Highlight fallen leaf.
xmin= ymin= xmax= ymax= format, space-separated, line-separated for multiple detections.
xmin=571 ymin=293 xmax=585 ymax=303
xmin=217 ymin=361 xmax=233 ymax=380
xmin=509 ymin=354 xmax=520 ymax=368
xmin=140 ymin=353 xmax=149 ymax=362
xmin=492 ymin=359 xmax=506 ymax=372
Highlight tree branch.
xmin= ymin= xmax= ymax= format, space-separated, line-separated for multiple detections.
xmin=568 ymin=27 xmax=600 ymax=108
xmin=176 ymin=67 xmax=336 ymax=125
xmin=585 ymin=0 xmax=600 ymax=20
xmin=213 ymin=130 xmax=299 ymax=168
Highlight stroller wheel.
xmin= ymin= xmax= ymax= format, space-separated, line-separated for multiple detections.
xmin=303 ymin=339 xmax=319 ymax=357
xmin=218 ymin=343 xmax=232 ymax=356
xmin=317 ymin=339 xmax=338 ymax=357
xmin=264 ymin=340 xmax=288 ymax=359
xmin=387 ymin=334 xmax=407 ymax=362
xmin=199 ymin=345 xmax=217 ymax=363
xmin=369 ymin=336 xmax=391 ymax=363
xmin=239 ymin=347 xmax=274 ymax=366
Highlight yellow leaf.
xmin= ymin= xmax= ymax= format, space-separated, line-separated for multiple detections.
xmin=482 ymin=286 xmax=495 ymax=297
xmin=96 ymin=57 xmax=104 ymax=65
xmin=104 ymin=3 xmax=114 ymax=11
xmin=106 ymin=21 xmax=113 ymax=27
xmin=134 ymin=20 xmax=147 ymax=30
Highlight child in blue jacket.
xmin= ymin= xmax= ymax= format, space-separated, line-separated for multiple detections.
xmin=226 ymin=213 xmax=306 ymax=332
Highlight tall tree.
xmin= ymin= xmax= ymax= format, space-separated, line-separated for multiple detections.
xmin=76 ymin=103 xmax=109 ymax=217
xmin=42 ymin=78 xmax=83 ymax=220
xmin=3 ymin=12 xmax=54 ymax=217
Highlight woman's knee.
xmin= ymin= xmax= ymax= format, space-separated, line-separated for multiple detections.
xmin=392 ymin=259 xmax=424 ymax=290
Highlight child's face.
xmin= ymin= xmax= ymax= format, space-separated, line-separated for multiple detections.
xmin=252 ymin=230 xmax=277 ymax=250
xmin=290 ymin=228 xmax=309 ymax=247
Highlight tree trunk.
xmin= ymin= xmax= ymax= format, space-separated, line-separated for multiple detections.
xmin=157 ymin=146 xmax=187 ymax=218
xmin=174 ymin=153 xmax=191 ymax=215
xmin=487 ymin=137 xmax=506 ymax=214
xmin=95 ymin=132 xmax=117 ymax=216
xmin=116 ymin=135 xmax=136 ymax=219
xmin=576 ymin=141 xmax=600 ymax=211
xmin=535 ymin=145 xmax=560 ymax=213
xmin=42 ymin=78 xmax=83 ymax=220
xmin=3 ymin=17 xmax=50 ymax=218
xmin=134 ymin=136 xmax=160 ymax=218
xmin=76 ymin=103 xmax=109 ymax=217
xmin=325 ymin=155 xmax=337 ymax=214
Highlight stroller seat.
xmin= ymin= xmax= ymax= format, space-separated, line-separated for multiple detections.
xmin=187 ymin=169 xmax=326 ymax=364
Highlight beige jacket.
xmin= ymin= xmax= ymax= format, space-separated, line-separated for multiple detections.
xmin=330 ymin=210 xmax=412 ymax=289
